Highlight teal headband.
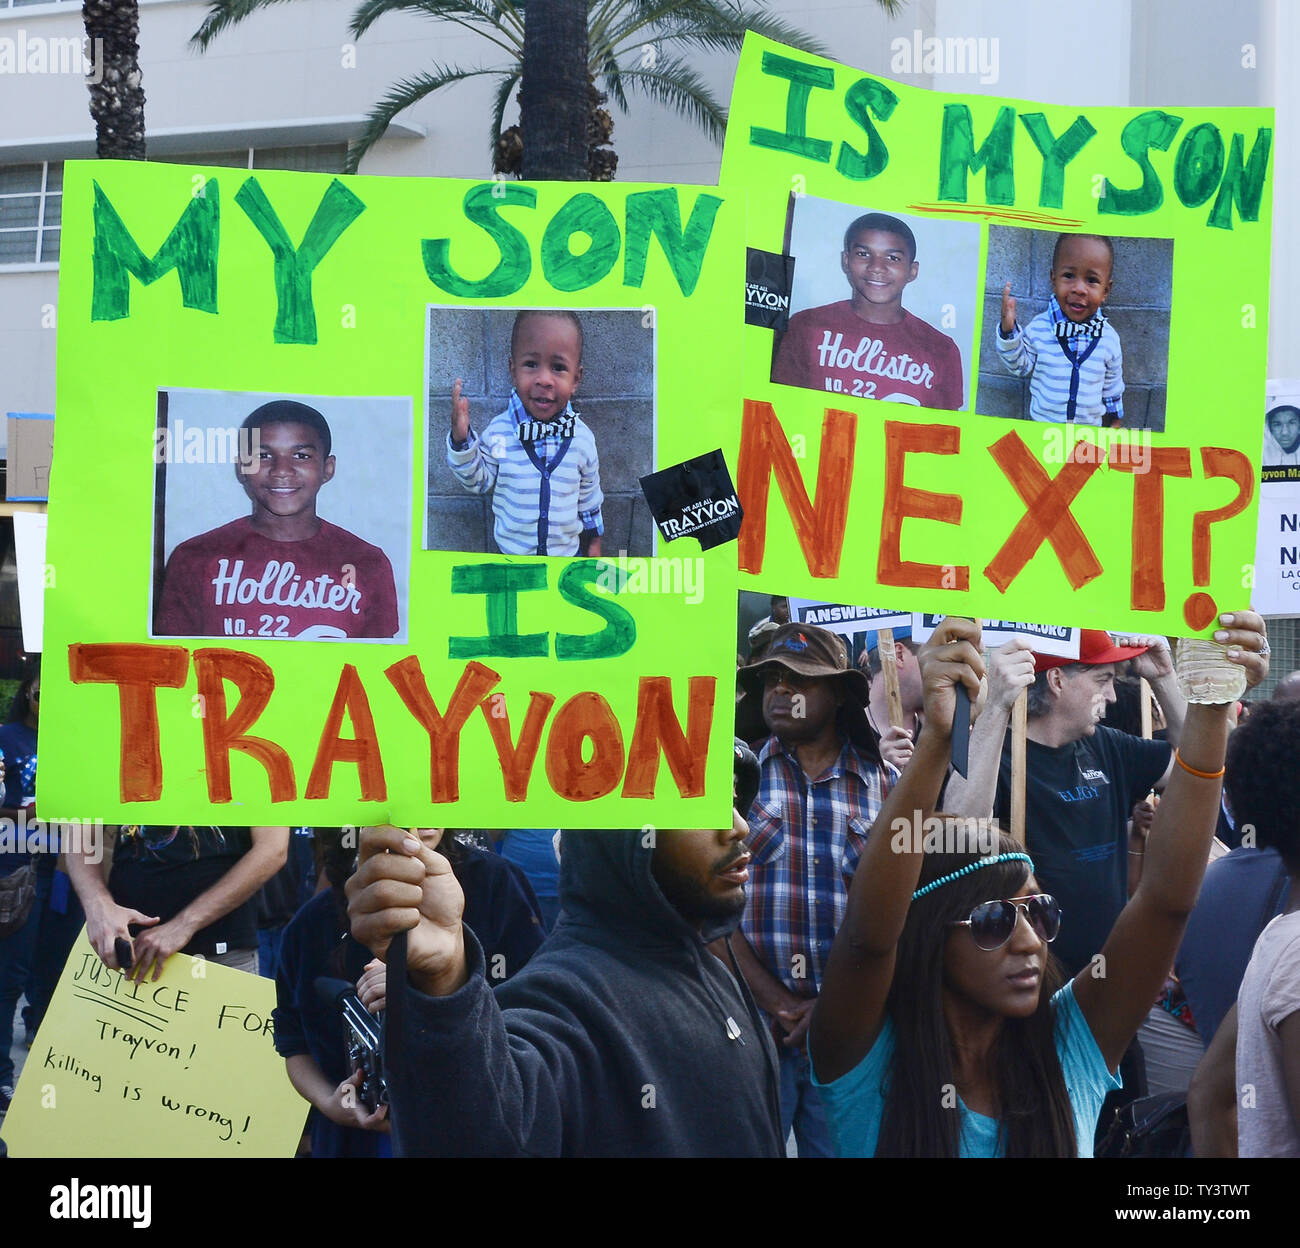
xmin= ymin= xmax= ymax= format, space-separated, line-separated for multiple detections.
xmin=911 ymin=852 xmax=1034 ymax=901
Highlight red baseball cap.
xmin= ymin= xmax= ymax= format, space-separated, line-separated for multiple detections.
xmin=1033 ymin=629 xmax=1149 ymax=673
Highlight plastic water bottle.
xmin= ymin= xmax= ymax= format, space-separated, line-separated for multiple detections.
xmin=1174 ymin=638 xmax=1247 ymax=705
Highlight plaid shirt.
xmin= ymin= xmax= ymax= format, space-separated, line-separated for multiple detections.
xmin=742 ymin=736 xmax=889 ymax=999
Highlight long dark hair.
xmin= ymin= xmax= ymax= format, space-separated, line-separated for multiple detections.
xmin=875 ymin=829 xmax=1076 ymax=1158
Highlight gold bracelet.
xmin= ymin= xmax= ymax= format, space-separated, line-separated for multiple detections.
xmin=1174 ymin=749 xmax=1225 ymax=780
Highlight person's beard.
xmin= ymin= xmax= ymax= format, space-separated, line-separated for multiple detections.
xmin=652 ymin=849 xmax=748 ymax=926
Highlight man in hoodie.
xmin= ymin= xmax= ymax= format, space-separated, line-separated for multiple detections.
xmin=346 ymin=812 xmax=783 ymax=1157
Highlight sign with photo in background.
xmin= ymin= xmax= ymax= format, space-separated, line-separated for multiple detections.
xmin=1252 ymin=379 xmax=1300 ymax=617
xmin=42 ymin=163 xmax=742 ymax=827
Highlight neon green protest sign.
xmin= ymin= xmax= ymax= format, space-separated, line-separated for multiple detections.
xmin=44 ymin=161 xmax=739 ymax=827
xmin=724 ymin=34 xmax=1272 ymax=636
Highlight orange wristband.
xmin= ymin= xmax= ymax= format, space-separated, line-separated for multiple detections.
xmin=1174 ymin=749 xmax=1225 ymax=780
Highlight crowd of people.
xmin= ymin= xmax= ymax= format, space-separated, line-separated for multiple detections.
xmin=1 ymin=603 xmax=1296 ymax=1159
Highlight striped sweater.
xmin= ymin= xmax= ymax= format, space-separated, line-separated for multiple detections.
xmin=996 ymin=296 xmax=1125 ymax=425
xmin=447 ymin=391 xmax=604 ymax=556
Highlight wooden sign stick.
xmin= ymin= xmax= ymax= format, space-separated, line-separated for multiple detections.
xmin=877 ymin=627 xmax=906 ymax=730
xmin=1140 ymin=677 xmax=1153 ymax=739
xmin=1011 ymin=688 xmax=1028 ymax=847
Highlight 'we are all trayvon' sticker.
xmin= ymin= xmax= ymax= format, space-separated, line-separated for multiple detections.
xmin=640 ymin=450 xmax=743 ymax=550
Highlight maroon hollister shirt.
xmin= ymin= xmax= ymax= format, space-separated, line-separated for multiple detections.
xmin=771 ymin=302 xmax=964 ymax=411
xmin=155 ymin=517 xmax=399 ymax=640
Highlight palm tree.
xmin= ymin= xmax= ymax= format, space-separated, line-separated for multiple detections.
xmin=84 ymin=0 xmax=147 ymax=158
xmin=190 ymin=1 xmax=838 ymax=178
xmin=518 ymin=0 xmax=588 ymax=179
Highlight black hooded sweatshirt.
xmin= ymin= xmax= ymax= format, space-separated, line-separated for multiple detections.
xmin=385 ymin=828 xmax=784 ymax=1157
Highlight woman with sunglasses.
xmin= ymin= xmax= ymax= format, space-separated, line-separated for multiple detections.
xmin=810 ymin=613 xmax=1270 ymax=1157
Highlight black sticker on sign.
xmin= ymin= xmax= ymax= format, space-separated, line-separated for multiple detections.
xmin=745 ymin=248 xmax=795 ymax=332
xmin=639 ymin=449 xmax=743 ymax=551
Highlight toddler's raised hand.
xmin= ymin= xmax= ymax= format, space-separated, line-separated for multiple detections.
xmin=1000 ymin=282 xmax=1017 ymax=334
xmin=450 ymin=378 xmax=471 ymax=444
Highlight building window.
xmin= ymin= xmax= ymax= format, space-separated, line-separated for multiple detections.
xmin=0 ymin=161 xmax=60 ymax=264
xmin=0 ymin=145 xmax=345 ymax=270
xmin=160 ymin=145 xmax=348 ymax=172
xmin=2 ymin=0 xmax=81 ymax=9
xmin=250 ymin=144 xmax=348 ymax=173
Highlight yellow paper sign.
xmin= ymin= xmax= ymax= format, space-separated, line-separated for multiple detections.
xmin=42 ymin=162 xmax=739 ymax=825
xmin=724 ymin=34 xmax=1272 ymax=635
xmin=1 ymin=931 xmax=307 ymax=1157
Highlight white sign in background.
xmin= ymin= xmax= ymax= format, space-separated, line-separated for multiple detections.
xmin=788 ymin=598 xmax=912 ymax=642
xmin=13 ymin=510 xmax=46 ymax=653
xmin=911 ymin=614 xmax=1081 ymax=659
xmin=1255 ymin=380 xmax=1300 ymax=617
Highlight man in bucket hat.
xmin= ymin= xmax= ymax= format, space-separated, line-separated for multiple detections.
xmin=729 ymin=623 xmax=890 ymax=1156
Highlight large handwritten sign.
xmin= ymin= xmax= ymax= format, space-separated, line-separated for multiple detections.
xmin=723 ymin=34 xmax=1271 ymax=635
xmin=43 ymin=163 xmax=739 ymax=825
xmin=1 ymin=932 xmax=306 ymax=1157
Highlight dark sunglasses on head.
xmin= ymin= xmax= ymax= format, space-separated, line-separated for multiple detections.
xmin=948 ymin=894 xmax=1062 ymax=951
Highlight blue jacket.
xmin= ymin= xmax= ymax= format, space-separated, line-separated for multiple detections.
xmin=385 ymin=829 xmax=783 ymax=1157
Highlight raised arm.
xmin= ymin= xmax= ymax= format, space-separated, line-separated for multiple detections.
xmin=1074 ymin=612 xmax=1268 ymax=1072
xmin=994 ymin=287 xmax=1035 ymax=376
xmin=445 ymin=385 xmax=500 ymax=494
xmin=941 ymin=639 xmax=1034 ymax=818
xmin=810 ymin=619 xmax=985 ymax=1083
xmin=1125 ymin=634 xmax=1186 ymax=755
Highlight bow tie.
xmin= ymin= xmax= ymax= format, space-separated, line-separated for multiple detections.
xmin=1054 ymin=311 xmax=1106 ymax=340
xmin=517 ymin=416 xmax=576 ymax=443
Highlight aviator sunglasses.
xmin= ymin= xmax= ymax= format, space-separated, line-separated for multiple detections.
xmin=948 ymin=894 xmax=1062 ymax=951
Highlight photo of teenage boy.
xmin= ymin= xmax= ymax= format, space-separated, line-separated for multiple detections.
xmin=996 ymin=233 xmax=1125 ymax=425
xmin=1264 ymin=403 xmax=1300 ymax=466
xmin=771 ymin=211 xmax=965 ymax=410
xmin=154 ymin=400 xmax=401 ymax=641
xmin=447 ymin=310 xmax=603 ymax=557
